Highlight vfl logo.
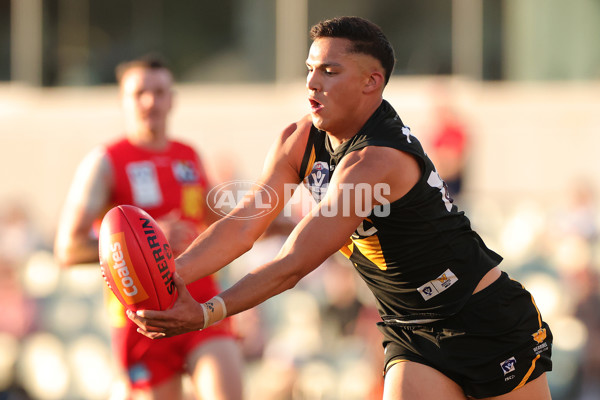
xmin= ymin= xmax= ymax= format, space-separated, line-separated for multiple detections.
xmin=305 ymin=161 xmax=330 ymax=202
xmin=417 ymin=269 xmax=458 ymax=301
xmin=532 ymin=328 xmax=547 ymax=344
xmin=105 ymin=232 xmax=149 ymax=305
xmin=500 ymin=357 xmax=517 ymax=375
xmin=421 ymin=285 xmax=434 ymax=297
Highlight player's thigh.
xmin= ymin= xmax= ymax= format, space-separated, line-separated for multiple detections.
xmin=383 ymin=360 xmax=467 ymax=400
xmin=187 ymin=337 xmax=244 ymax=400
xmin=478 ymin=373 xmax=551 ymax=400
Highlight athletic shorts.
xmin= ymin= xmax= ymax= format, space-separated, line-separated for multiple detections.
xmin=110 ymin=276 xmax=236 ymax=389
xmin=380 ymin=272 xmax=553 ymax=399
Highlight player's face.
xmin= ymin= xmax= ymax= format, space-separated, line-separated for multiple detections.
xmin=120 ymin=67 xmax=173 ymax=136
xmin=306 ymin=37 xmax=376 ymax=137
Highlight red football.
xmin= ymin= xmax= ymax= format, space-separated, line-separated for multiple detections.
xmin=98 ymin=205 xmax=177 ymax=311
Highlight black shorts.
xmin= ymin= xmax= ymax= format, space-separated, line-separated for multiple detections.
xmin=381 ymin=272 xmax=553 ymax=399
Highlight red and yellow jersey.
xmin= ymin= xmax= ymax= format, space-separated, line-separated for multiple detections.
xmin=102 ymin=138 xmax=217 ymax=327
xmin=105 ymin=138 xmax=209 ymax=224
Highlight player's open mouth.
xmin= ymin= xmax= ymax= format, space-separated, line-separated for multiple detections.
xmin=309 ymin=99 xmax=323 ymax=112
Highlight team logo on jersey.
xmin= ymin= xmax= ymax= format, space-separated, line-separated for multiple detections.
xmin=305 ymin=161 xmax=330 ymax=202
xmin=417 ymin=268 xmax=458 ymax=301
xmin=532 ymin=328 xmax=546 ymax=344
xmin=172 ymin=160 xmax=199 ymax=183
xmin=500 ymin=357 xmax=517 ymax=375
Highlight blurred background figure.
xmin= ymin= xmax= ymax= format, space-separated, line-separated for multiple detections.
xmin=53 ymin=55 xmax=243 ymax=400
xmin=427 ymin=82 xmax=470 ymax=201
xmin=0 ymin=202 xmax=41 ymax=400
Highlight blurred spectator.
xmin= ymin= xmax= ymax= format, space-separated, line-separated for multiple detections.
xmin=555 ymin=179 xmax=598 ymax=244
xmin=0 ymin=201 xmax=44 ymax=269
xmin=427 ymin=84 xmax=470 ymax=199
xmin=573 ymin=267 xmax=600 ymax=398
xmin=0 ymin=202 xmax=41 ymax=399
xmin=0 ymin=202 xmax=40 ymax=337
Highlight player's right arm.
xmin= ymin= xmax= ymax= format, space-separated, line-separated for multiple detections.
xmin=54 ymin=147 xmax=113 ymax=267
xmin=175 ymin=115 xmax=312 ymax=284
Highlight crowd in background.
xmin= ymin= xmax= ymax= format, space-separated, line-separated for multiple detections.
xmin=0 ymin=104 xmax=598 ymax=400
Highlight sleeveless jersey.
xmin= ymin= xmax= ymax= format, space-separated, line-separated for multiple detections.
xmin=298 ymin=100 xmax=502 ymax=324
xmin=105 ymin=138 xmax=208 ymax=223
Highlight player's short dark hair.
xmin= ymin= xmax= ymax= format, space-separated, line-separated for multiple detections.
xmin=310 ymin=16 xmax=396 ymax=85
xmin=115 ymin=53 xmax=172 ymax=84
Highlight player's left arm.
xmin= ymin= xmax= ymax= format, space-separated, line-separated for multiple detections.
xmin=54 ymin=147 xmax=113 ymax=267
xmin=129 ymin=145 xmax=420 ymax=337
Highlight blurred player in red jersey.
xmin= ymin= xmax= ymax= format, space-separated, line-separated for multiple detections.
xmin=54 ymin=55 xmax=243 ymax=400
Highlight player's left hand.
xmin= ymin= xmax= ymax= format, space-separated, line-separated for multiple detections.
xmin=126 ymin=272 xmax=205 ymax=339
xmin=155 ymin=211 xmax=199 ymax=257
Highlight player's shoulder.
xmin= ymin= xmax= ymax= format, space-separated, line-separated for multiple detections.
xmin=104 ymin=137 xmax=130 ymax=152
xmin=168 ymin=138 xmax=196 ymax=152
xmin=339 ymin=144 xmax=416 ymax=181
xmin=344 ymin=143 xmax=399 ymax=165
xmin=278 ymin=114 xmax=313 ymax=143
xmin=274 ymin=114 xmax=313 ymax=158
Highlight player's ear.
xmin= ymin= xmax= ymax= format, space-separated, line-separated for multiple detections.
xmin=364 ymin=70 xmax=385 ymax=94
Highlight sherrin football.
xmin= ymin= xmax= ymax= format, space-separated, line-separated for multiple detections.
xmin=99 ymin=205 xmax=177 ymax=311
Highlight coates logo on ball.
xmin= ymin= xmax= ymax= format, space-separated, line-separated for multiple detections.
xmin=99 ymin=205 xmax=177 ymax=311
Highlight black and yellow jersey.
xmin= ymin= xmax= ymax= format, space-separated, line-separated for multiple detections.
xmin=299 ymin=100 xmax=502 ymax=324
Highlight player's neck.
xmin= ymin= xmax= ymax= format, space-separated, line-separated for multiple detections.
xmin=127 ymin=129 xmax=169 ymax=151
xmin=327 ymin=99 xmax=382 ymax=149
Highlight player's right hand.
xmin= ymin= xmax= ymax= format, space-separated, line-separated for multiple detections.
xmin=127 ymin=272 xmax=205 ymax=338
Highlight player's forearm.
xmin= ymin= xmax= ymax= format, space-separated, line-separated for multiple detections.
xmin=175 ymin=216 xmax=262 ymax=284
xmin=219 ymin=258 xmax=303 ymax=317
xmin=54 ymin=237 xmax=100 ymax=267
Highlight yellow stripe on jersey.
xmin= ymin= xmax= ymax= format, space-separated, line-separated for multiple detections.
xmin=339 ymin=235 xmax=388 ymax=270
xmin=339 ymin=238 xmax=354 ymax=258
xmin=104 ymin=286 xmax=127 ymax=328
xmin=181 ymin=184 xmax=204 ymax=219
xmin=513 ymin=354 xmax=540 ymax=391
xmin=302 ymin=146 xmax=316 ymax=179
xmin=354 ymin=235 xmax=388 ymax=270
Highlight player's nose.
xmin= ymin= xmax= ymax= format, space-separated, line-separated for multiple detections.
xmin=140 ymin=92 xmax=157 ymax=108
xmin=306 ymin=70 xmax=320 ymax=92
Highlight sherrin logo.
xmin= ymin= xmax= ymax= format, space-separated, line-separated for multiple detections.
xmin=106 ymin=232 xmax=149 ymax=304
